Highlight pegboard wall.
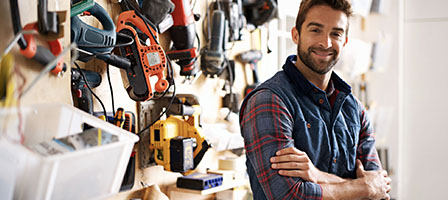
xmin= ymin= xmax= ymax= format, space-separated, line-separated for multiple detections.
xmin=1 ymin=0 xmax=273 ymax=198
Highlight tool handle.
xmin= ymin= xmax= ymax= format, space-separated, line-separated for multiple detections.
xmin=71 ymin=82 xmax=93 ymax=114
xmin=193 ymin=140 xmax=210 ymax=169
xmin=33 ymin=45 xmax=66 ymax=74
xmin=18 ymin=22 xmax=66 ymax=75
xmin=33 ymin=45 xmax=54 ymax=66
xmin=105 ymin=54 xmax=131 ymax=69
xmin=251 ymin=63 xmax=259 ymax=84
xmin=78 ymin=86 xmax=94 ymax=114
xmin=113 ymin=108 xmax=125 ymax=128
xmin=38 ymin=0 xmax=58 ymax=35
xmin=71 ymin=68 xmax=101 ymax=114
xmin=87 ymin=3 xmax=115 ymax=32
xmin=209 ymin=10 xmax=225 ymax=52
xmin=171 ymin=0 xmax=194 ymax=26
xmin=71 ymin=3 xmax=116 ymax=54
xmin=119 ymin=154 xmax=135 ymax=191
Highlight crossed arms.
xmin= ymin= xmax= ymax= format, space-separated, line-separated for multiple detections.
xmin=271 ymin=147 xmax=391 ymax=200
xmin=240 ymin=90 xmax=391 ymax=200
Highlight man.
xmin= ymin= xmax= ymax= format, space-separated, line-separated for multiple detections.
xmin=239 ymin=0 xmax=391 ymax=199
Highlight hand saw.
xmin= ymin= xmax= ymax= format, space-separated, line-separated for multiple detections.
xmin=116 ymin=11 xmax=169 ymax=101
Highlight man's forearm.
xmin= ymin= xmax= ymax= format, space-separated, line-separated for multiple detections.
xmin=321 ymin=178 xmax=369 ymax=200
xmin=317 ymin=171 xmax=348 ymax=184
xmin=321 ymin=160 xmax=390 ymax=200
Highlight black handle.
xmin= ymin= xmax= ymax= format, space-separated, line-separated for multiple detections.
xmin=105 ymin=54 xmax=131 ymax=69
xmin=10 ymin=0 xmax=27 ymax=49
xmin=78 ymin=87 xmax=93 ymax=114
xmin=120 ymin=154 xmax=135 ymax=191
xmin=38 ymin=0 xmax=58 ymax=35
xmin=33 ymin=45 xmax=57 ymax=70
xmin=251 ymin=63 xmax=259 ymax=84
xmin=193 ymin=140 xmax=210 ymax=168
xmin=210 ymin=10 xmax=225 ymax=52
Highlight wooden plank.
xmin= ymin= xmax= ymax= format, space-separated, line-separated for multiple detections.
xmin=0 ymin=0 xmax=72 ymax=106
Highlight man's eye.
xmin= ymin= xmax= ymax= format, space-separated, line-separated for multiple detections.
xmin=332 ymin=32 xmax=342 ymax=37
xmin=310 ymin=29 xmax=319 ymax=33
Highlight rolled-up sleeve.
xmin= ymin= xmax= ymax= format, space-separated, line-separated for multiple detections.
xmin=240 ymin=89 xmax=323 ymax=200
xmin=356 ymin=99 xmax=382 ymax=171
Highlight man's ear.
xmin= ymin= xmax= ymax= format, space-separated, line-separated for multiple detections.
xmin=291 ymin=27 xmax=299 ymax=45
xmin=344 ymin=36 xmax=348 ymax=47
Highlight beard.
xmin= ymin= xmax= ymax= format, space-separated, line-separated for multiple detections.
xmin=297 ymin=42 xmax=339 ymax=75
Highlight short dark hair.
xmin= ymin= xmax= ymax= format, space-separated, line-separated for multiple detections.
xmin=295 ymin=0 xmax=352 ymax=34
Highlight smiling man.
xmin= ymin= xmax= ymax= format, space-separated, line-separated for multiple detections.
xmin=239 ymin=0 xmax=391 ymax=199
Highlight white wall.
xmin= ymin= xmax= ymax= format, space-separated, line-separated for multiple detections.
xmin=364 ymin=2 xmax=401 ymax=197
xmin=400 ymin=0 xmax=448 ymax=199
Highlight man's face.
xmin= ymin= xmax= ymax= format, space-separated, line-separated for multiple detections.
xmin=293 ymin=5 xmax=348 ymax=75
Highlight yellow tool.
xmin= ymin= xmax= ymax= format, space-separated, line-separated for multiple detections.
xmin=113 ymin=107 xmax=125 ymax=128
xmin=0 ymin=54 xmax=15 ymax=107
xmin=149 ymin=95 xmax=210 ymax=174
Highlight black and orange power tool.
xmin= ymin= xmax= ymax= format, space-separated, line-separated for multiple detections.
xmin=116 ymin=11 xmax=169 ymax=101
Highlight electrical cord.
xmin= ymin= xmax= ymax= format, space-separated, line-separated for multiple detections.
xmin=225 ymin=57 xmax=234 ymax=119
xmin=136 ymin=47 xmax=176 ymax=135
xmin=9 ymin=0 xmax=27 ymax=50
xmin=75 ymin=49 xmax=117 ymax=64
xmin=192 ymin=0 xmax=198 ymax=9
xmin=132 ymin=8 xmax=174 ymax=99
xmin=203 ymin=0 xmax=211 ymax=44
xmin=123 ymin=0 xmax=159 ymax=33
xmin=125 ymin=0 xmax=159 ymax=43
xmin=216 ymin=0 xmax=221 ymax=11
xmin=106 ymin=64 xmax=115 ymax=117
xmin=74 ymin=62 xmax=108 ymax=119
xmin=137 ymin=59 xmax=176 ymax=136
xmin=118 ymin=0 xmax=177 ymax=136
xmin=76 ymin=32 xmax=135 ymax=48
xmin=196 ymin=33 xmax=201 ymax=54
xmin=136 ymin=84 xmax=176 ymax=136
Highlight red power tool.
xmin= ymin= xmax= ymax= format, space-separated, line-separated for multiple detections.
xmin=167 ymin=0 xmax=200 ymax=78
xmin=116 ymin=10 xmax=169 ymax=101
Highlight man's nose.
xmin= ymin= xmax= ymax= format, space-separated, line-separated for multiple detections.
xmin=318 ymin=34 xmax=332 ymax=49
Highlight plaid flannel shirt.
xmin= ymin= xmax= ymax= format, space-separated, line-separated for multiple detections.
xmin=240 ymin=55 xmax=381 ymax=200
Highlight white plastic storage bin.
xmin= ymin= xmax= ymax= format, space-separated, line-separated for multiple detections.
xmin=0 ymin=103 xmax=139 ymax=200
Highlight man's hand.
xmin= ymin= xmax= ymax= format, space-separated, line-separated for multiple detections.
xmin=270 ymin=147 xmax=343 ymax=183
xmin=356 ymin=159 xmax=392 ymax=200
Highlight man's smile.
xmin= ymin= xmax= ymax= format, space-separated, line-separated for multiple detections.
xmin=311 ymin=49 xmax=334 ymax=60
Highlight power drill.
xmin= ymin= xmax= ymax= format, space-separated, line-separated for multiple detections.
xmin=236 ymin=50 xmax=262 ymax=96
xmin=167 ymin=0 xmax=200 ymax=78
xmin=71 ymin=68 xmax=102 ymax=114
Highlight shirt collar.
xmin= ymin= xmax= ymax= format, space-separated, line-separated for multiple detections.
xmin=282 ymin=55 xmax=352 ymax=95
xmin=326 ymin=80 xmax=335 ymax=97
